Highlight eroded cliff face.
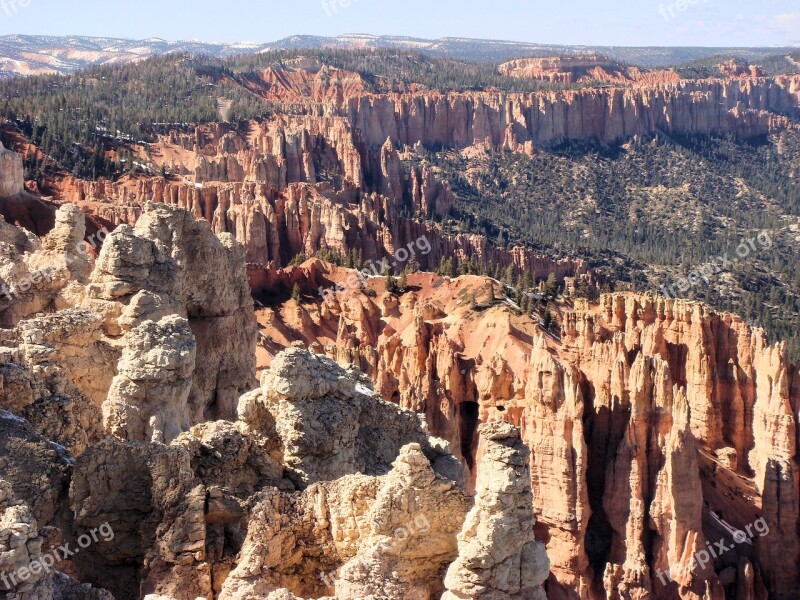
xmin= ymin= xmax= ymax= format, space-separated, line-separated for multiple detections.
xmin=0 ymin=142 xmax=23 ymax=198
xmin=0 ymin=207 xmax=552 ymax=600
xmin=497 ymin=56 xmax=682 ymax=86
xmin=337 ymin=77 xmax=800 ymax=149
xmin=43 ymin=73 xmax=800 ymax=289
xmin=51 ymin=116 xmax=585 ymax=283
xmin=258 ymin=262 xmax=800 ymax=600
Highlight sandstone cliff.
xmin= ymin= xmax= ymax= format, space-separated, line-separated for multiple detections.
xmin=258 ymin=263 xmax=800 ymax=600
xmin=45 ymin=74 xmax=800 ymax=288
xmin=338 ymin=77 xmax=800 ymax=149
xmin=498 ymin=55 xmax=682 ymax=87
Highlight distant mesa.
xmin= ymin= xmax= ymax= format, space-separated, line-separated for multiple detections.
xmin=498 ymin=54 xmax=682 ymax=85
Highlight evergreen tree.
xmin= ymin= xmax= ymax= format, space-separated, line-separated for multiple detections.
xmin=398 ymin=272 xmax=408 ymax=292
xmin=291 ymin=283 xmax=302 ymax=303
xmin=543 ymin=273 xmax=559 ymax=298
xmin=385 ymin=272 xmax=400 ymax=294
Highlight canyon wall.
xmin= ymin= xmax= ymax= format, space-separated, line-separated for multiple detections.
xmin=40 ymin=74 xmax=800 ymax=287
xmin=258 ymin=264 xmax=800 ymax=600
xmin=338 ymin=77 xmax=800 ymax=149
xmin=52 ymin=114 xmax=586 ymax=280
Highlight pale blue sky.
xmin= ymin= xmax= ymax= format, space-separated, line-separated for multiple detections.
xmin=0 ymin=0 xmax=798 ymax=47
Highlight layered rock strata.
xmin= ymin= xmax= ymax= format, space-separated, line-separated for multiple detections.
xmin=0 ymin=207 xmax=557 ymax=600
xmin=259 ymin=264 xmax=800 ymax=600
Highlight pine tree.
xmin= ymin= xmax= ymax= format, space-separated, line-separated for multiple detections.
xmin=386 ymin=272 xmax=400 ymax=294
xmin=437 ymin=257 xmax=456 ymax=278
xmin=520 ymin=270 xmax=534 ymax=292
xmin=543 ymin=273 xmax=559 ymax=298
xmin=503 ymin=265 xmax=515 ymax=286
xmin=291 ymin=283 xmax=302 ymax=303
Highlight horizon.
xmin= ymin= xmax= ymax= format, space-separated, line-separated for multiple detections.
xmin=2 ymin=31 xmax=799 ymax=51
xmin=0 ymin=0 xmax=798 ymax=48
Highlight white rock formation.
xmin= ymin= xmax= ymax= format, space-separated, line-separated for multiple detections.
xmin=443 ymin=421 xmax=551 ymax=599
xmin=103 ymin=315 xmax=196 ymax=443
xmin=241 ymin=348 xmax=460 ymax=488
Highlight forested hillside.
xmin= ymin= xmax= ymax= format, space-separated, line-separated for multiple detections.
xmin=419 ymin=131 xmax=800 ymax=358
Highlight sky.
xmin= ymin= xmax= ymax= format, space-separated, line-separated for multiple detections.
xmin=0 ymin=0 xmax=798 ymax=47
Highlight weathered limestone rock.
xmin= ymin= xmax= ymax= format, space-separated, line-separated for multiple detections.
xmin=0 ymin=478 xmax=114 ymax=600
xmin=88 ymin=202 xmax=257 ymax=422
xmin=14 ymin=308 xmax=114 ymax=427
xmin=173 ymin=419 xmax=285 ymax=495
xmin=103 ymin=316 xmax=196 ymax=443
xmin=442 ymin=421 xmax=550 ymax=599
xmin=0 ymin=142 xmax=23 ymax=197
xmin=219 ymin=443 xmax=469 ymax=600
xmin=244 ymin=348 xmax=460 ymax=488
xmin=334 ymin=444 xmax=471 ymax=600
xmin=0 ymin=205 xmax=93 ymax=328
xmin=70 ymin=439 xmax=208 ymax=600
xmin=0 ymin=477 xmax=53 ymax=595
xmin=0 ymin=410 xmax=73 ymax=530
xmin=26 ymin=204 xmax=91 ymax=284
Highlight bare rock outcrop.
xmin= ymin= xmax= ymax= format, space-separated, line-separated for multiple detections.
xmin=219 ymin=443 xmax=470 ymax=600
xmin=0 ymin=478 xmax=114 ymax=600
xmin=1 ymin=202 xmax=256 ymax=450
xmin=1 ymin=205 xmax=94 ymax=328
xmin=0 ymin=310 xmax=109 ymax=456
xmin=88 ymin=202 xmax=257 ymax=423
xmin=70 ymin=438 xmax=208 ymax=600
xmin=0 ymin=142 xmax=23 ymax=197
xmin=442 ymin=421 xmax=550 ymax=599
xmin=333 ymin=443 xmax=471 ymax=600
xmin=55 ymin=117 xmax=586 ymax=283
xmin=259 ymin=268 xmax=800 ymax=600
xmin=103 ymin=316 xmax=196 ymax=443
xmin=0 ymin=409 xmax=73 ymax=530
xmin=242 ymin=348 xmax=461 ymax=488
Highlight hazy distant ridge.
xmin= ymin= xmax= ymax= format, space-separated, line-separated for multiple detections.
xmin=0 ymin=33 xmax=796 ymax=77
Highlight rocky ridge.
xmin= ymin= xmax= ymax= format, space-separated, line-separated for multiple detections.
xmin=51 ymin=121 xmax=585 ymax=281
xmin=498 ymin=56 xmax=682 ymax=86
xmin=0 ymin=204 xmax=550 ymax=600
